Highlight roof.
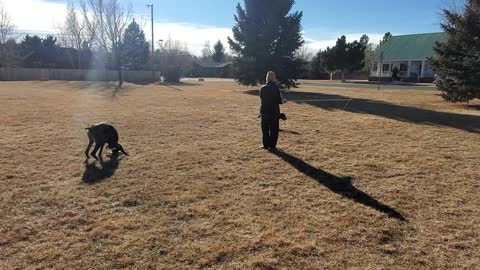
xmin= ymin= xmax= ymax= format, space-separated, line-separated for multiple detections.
xmin=194 ymin=59 xmax=232 ymax=68
xmin=374 ymin=32 xmax=448 ymax=61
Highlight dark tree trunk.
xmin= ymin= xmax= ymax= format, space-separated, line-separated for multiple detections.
xmin=115 ymin=46 xmax=123 ymax=88
xmin=78 ymin=50 xmax=81 ymax=70
xmin=118 ymin=68 xmax=123 ymax=88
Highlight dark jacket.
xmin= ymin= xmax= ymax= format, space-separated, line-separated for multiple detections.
xmin=260 ymin=81 xmax=283 ymax=115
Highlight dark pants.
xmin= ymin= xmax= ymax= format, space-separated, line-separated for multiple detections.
xmin=261 ymin=114 xmax=280 ymax=149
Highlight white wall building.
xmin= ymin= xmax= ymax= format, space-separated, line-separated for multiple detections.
xmin=370 ymin=32 xmax=447 ymax=82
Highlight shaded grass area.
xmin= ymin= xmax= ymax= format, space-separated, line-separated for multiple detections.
xmin=1 ymin=81 xmax=480 ymax=269
xmin=82 ymin=154 xmax=123 ymax=184
xmin=246 ymin=89 xmax=480 ymax=133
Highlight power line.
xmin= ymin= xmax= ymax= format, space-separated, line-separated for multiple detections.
xmin=13 ymin=31 xmax=72 ymax=37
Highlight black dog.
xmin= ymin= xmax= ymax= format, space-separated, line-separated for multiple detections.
xmin=84 ymin=123 xmax=129 ymax=160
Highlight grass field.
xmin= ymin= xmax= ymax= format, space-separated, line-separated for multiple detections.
xmin=1 ymin=80 xmax=480 ymax=269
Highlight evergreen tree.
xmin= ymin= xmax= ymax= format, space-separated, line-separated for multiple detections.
xmin=228 ymin=0 xmax=305 ymax=88
xmin=309 ymin=48 xmax=340 ymax=80
xmin=310 ymin=50 xmax=323 ymax=78
xmin=122 ymin=20 xmax=150 ymax=70
xmin=322 ymin=47 xmax=339 ymax=80
xmin=347 ymin=34 xmax=369 ymax=72
xmin=379 ymin=32 xmax=392 ymax=47
xmin=20 ymin=35 xmax=59 ymax=67
xmin=328 ymin=35 xmax=368 ymax=81
xmin=431 ymin=0 xmax=480 ymax=102
xmin=212 ymin=40 xmax=225 ymax=62
xmin=332 ymin=36 xmax=348 ymax=80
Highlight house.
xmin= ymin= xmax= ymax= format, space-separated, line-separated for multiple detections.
xmin=369 ymin=32 xmax=447 ymax=83
xmin=189 ymin=59 xmax=233 ymax=78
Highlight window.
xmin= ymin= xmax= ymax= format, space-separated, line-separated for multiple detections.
xmin=372 ymin=62 xmax=378 ymax=72
xmin=383 ymin=64 xmax=390 ymax=72
xmin=400 ymin=63 xmax=408 ymax=71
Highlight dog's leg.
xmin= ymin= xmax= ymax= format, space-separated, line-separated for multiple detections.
xmin=98 ymin=144 xmax=104 ymax=161
xmin=85 ymin=135 xmax=93 ymax=159
xmin=90 ymin=144 xmax=101 ymax=160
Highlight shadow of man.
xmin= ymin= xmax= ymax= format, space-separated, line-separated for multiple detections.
xmin=272 ymin=150 xmax=406 ymax=221
xmin=82 ymin=153 xmax=123 ymax=184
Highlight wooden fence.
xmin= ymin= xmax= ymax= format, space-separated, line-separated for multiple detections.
xmin=0 ymin=68 xmax=161 ymax=82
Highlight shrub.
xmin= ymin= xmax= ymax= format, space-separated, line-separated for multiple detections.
xmin=163 ymin=67 xmax=182 ymax=83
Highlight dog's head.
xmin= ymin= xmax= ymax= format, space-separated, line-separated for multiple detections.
xmin=279 ymin=113 xmax=287 ymax=121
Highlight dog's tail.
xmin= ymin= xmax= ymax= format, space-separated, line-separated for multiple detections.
xmin=84 ymin=125 xmax=94 ymax=130
xmin=116 ymin=143 xmax=129 ymax=156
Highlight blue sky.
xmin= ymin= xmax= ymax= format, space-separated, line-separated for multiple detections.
xmin=7 ymin=0 xmax=447 ymax=54
xmin=140 ymin=0 xmax=443 ymax=36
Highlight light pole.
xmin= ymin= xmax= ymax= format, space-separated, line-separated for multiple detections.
xmin=147 ymin=4 xmax=155 ymax=81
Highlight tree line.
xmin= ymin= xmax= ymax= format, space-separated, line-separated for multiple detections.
xmin=2 ymin=0 xmax=479 ymax=101
xmin=0 ymin=0 xmax=235 ymax=85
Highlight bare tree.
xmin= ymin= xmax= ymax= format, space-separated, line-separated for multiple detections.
xmin=58 ymin=2 xmax=95 ymax=69
xmin=294 ymin=45 xmax=315 ymax=61
xmin=0 ymin=0 xmax=15 ymax=44
xmin=81 ymin=0 xmax=131 ymax=87
xmin=201 ymin=41 xmax=211 ymax=59
xmin=156 ymin=36 xmax=193 ymax=82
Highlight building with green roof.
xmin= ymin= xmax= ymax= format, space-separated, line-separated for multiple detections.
xmin=370 ymin=32 xmax=447 ymax=82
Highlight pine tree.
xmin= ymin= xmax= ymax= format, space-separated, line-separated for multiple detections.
xmin=328 ymin=35 xmax=368 ymax=81
xmin=322 ymin=47 xmax=339 ymax=80
xmin=310 ymin=50 xmax=323 ymax=78
xmin=227 ymin=0 xmax=305 ymax=88
xmin=347 ymin=34 xmax=369 ymax=72
xmin=379 ymin=32 xmax=392 ymax=47
xmin=122 ymin=20 xmax=150 ymax=70
xmin=430 ymin=0 xmax=480 ymax=102
xmin=212 ymin=40 xmax=225 ymax=62
xmin=333 ymin=36 xmax=348 ymax=81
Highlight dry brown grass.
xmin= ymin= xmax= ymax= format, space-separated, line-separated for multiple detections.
xmin=1 ymin=80 xmax=480 ymax=270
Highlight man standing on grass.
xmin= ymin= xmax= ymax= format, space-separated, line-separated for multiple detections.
xmin=259 ymin=71 xmax=286 ymax=151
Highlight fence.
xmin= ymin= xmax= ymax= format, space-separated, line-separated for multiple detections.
xmin=0 ymin=68 xmax=161 ymax=83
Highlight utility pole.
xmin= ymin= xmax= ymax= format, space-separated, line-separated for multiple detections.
xmin=147 ymin=4 xmax=155 ymax=81
xmin=100 ymin=0 xmax=105 ymax=71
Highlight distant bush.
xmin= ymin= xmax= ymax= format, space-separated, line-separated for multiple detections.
xmin=163 ymin=67 xmax=181 ymax=83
